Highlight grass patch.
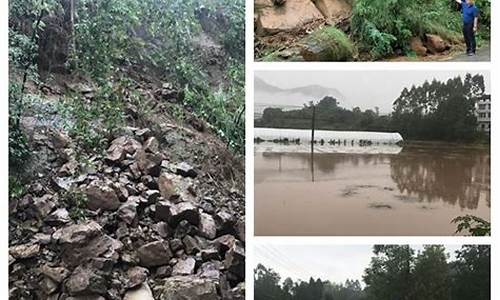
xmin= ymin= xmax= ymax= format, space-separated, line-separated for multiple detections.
xmin=301 ymin=26 xmax=355 ymax=61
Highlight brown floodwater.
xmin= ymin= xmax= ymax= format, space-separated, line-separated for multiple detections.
xmin=254 ymin=145 xmax=490 ymax=236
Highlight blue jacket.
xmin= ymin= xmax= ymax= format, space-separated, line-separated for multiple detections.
xmin=461 ymin=1 xmax=480 ymax=24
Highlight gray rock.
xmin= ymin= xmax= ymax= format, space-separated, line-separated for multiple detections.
xmin=106 ymin=136 xmax=142 ymax=163
xmin=40 ymin=276 xmax=59 ymax=295
xmin=127 ymin=266 xmax=149 ymax=288
xmin=9 ymin=243 xmax=40 ymax=259
xmin=45 ymin=208 xmax=71 ymax=226
xmin=52 ymin=221 xmax=102 ymax=245
xmin=61 ymin=234 xmax=123 ymax=267
xmin=224 ymin=240 xmax=245 ymax=281
xmin=143 ymin=137 xmax=159 ymax=153
xmin=41 ymin=265 xmax=70 ymax=283
xmin=176 ymin=162 xmax=197 ymax=178
xmin=159 ymin=276 xmax=218 ymax=300
xmin=198 ymin=213 xmax=217 ymax=239
xmin=65 ymin=265 xmax=106 ymax=295
xmin=138 ymin=241 xmax=173 ymax=267
xmin=182 ymin=236 xmax=200 ymax=255
xmin=198 ymin=261 xmax=221 ymax=280
xmin=118 ymin=198 xmax=140 ymax=225
xmin=171 ymin=202 xmax=200 ymax=226
xmin=172 ymin=257 xmax=196 ymax=276
xmin=124 ymin=283 xmax=154 ymax=300
xmin=33 ymin=194 xmax=56 ymax=219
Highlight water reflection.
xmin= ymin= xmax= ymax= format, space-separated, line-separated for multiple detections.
xmin=255 ymin=146 xmax=490 ymax=210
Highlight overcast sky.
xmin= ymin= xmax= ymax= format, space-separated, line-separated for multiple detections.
xmin=256 ymin=70 xmax=490 ymax=114
xmin=255 ymin=244 xmax=464 ymax=285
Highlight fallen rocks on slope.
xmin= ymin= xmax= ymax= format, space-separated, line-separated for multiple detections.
xmin=9 ymin=83 xmax=245 ymax=299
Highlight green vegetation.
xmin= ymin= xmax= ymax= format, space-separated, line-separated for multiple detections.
xmin=301 ymin=26 xmax=355 ymax=61
xmin=351 ymin=0 xmax=488 ymax=59
xmin=60 ymin=189 xmax=89 ymax=221
xmin=256 ymin=73 xmax=489 ymax=143
xmin=9 ymin=0 xmax=245 ymax=162
xmin=255 ymin=245 xmax=491 ymax=300
xmin=453 ymin=215 xmax=491 ymax=236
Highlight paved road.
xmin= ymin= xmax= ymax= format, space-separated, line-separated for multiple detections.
xmin=448 ymin=45 xmax=490 ymax=62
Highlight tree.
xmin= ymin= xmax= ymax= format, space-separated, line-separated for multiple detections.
xmin=363 ymin=245 xmax=414 ymax=300
xmin=254 ymin=264 xmax=284 ymax=300
xmin=413 ymin=245 xmax=451 ymax=300
xmin=451 ymin=245 xmax=491 ymax=300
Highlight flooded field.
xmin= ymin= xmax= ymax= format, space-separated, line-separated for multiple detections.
xmin=254 ymin=144 xmax=490 ymax=236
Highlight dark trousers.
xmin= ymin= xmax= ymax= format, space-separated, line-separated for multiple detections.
xmin=463 ymin=22 xmax=476 ymax=53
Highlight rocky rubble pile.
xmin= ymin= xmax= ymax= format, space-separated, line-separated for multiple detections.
xmin=9 ymin=116 xmax=245 ymax=299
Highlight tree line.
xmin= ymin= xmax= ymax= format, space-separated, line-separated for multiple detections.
xmin=255 ymin=74 xmax=489 ymax=143
xmin=255 ymin=245 xmax=490 ymax=300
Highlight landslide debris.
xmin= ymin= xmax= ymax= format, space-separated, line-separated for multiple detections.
xmin=9 ymin=80 xmax=245 ymax=300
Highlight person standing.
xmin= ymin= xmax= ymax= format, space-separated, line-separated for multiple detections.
xmin=456 ymin=0 xmax=480 ymax=56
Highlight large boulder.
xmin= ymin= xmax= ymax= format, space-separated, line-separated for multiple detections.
xmin=425 ymin=34 xmax=450 ymax=53
xmin=52 ymin=221 xmax=102 ymax=245
xmin=313 ymin=0 xmax=352 ymax=20
xmin=410 ymin=37 xmax=427 ymax=56
xmin=159 ymin=276 xmax=218 ymax=300
xmin=256 ymin=0 xmax=324 ymax=36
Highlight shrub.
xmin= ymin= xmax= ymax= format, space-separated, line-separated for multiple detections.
xmin=300 ymin=26 xmax=355 ymax=61
xmin=351 ymin=0 xmax=463 ymax=59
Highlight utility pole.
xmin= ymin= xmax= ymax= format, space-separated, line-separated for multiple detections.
xmin=310 ymin=104 xmax=316 ymax=182
xmin=311 ymin=104 xmax=316 ymax=152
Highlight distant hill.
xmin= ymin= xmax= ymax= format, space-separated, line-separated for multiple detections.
xmin=254 ymin=77 xmax=345 ymax=117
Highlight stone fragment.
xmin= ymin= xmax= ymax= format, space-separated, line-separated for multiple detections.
xmin=176 ymin=162 xmax=197 ymax=178
xmin=198 ymin=261 xmax=221 ymax=280
xmin=182 ymin=236 xmax=200 ymax=255
xmin=138 ymin=241 xmax=173 ymax=267
xmin=41 ymin=265 xmax=70 ymax=283
xmin=65 ymin=265 xmax=106 ymax=295
xmin=124 ymin=283 xmax=155 ymax=300
xmin=410 ymin=36 xmax=427 ymax=56
xmin=40 ymin=277 xmax=59 ymax=295
xmin=52 ymin=221 xmax=102 ymax=245
xmin=198 ymin=213 xmax=217 ymax=239
xmin=224 ymin=241 xmax=245 ymax=281
xmin=255 ymin=0 xmax=324 ymax=36
xmin=33 ymin=194 xmax=56 ymax=219
xmin=159 ymin=276 xmax=218 ymax=300
xmin=62 ymin=234 xmax=123 ymax=267
xmin=170 ymin=202 xmax=200 ymax=226
xmin=118 ymin=199 xmax=139 ymax=225
xmin=143 ymin=137 xmax=159 ymax=153
xmin=127 ymin=266 xmax=149 ymax=288
xmin=9 ymin=243 xmax=40 ymax=259
xmin=106 ymin=136 xmax=142 ymax=163
xmin=425 ymin=34 xmax=450 ymax=53
xmin=136 ymin=149 xmax=162 ymax=177
xmin=45 ymin=208 xmax=71 ymax=226
xmin=85 ymin=180 xmax=121 ymax=211
xmin=158 ymin=173 xmax=180 ymax=201
xmin=172 ymin=257 xmax=196 ymax=276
